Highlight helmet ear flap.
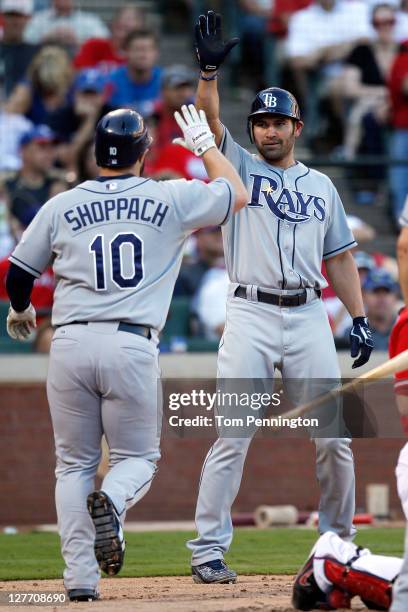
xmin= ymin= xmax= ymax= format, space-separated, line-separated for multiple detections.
xmin=247 ymin=119 xmax=254 ymax=144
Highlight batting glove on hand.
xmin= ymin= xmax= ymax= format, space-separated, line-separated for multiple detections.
xmin=173 ymin=104 xmax=216 ymax=157
xmin=349 ymin=316 xmax=374 ymax=369
xmin=195 ymin=10 xmax=239 ymax=72
xmin=7 ymin=303 xmax=37 ymax=340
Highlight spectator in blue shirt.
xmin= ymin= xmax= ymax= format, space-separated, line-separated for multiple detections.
xmin=107 ymin=29 xmax=162 ymax=117
xmin=343 ymin=267 xmax=399 ymax=351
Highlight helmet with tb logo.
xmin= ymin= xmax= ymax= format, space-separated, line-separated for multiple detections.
xmin=247 ymin=87 xmax=301 ymax=143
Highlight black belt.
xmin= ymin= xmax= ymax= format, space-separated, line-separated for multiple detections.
xmin=234 ymin=285 xmax=320 ymax=307
xmin=58 ymin=321 xmax=151 ymax=339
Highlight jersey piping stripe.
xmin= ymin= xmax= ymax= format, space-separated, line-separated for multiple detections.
xmin=400 ymin=215 xmax=408 ymax=226
xmin=220 ymin=180 xmax=232 ymax=226
xmin=9 ymin=255 xmax=41 ymax=277
xmin=293 ymin=167 xmax=310 ymax=288
xmin=198 ymin=444 xmax=214 ymax=491
xmin=291 ymin=225 xmax=302 ymax=288
xmin=77 ymin=178 xmax=151 ymax=195
xmin=323 ymin=240 xmax=357 ymax=258
xmin=292 ymin=225 xmax=296 ymax=267
xmin=294 ymin=167 xmax=310 ymax=190
xmin=269 ymin=168 xmax=283 ymax=190
xmin=277 ymin=220 xmax=286 ymax=289
xmin=95 ymin=174 xmax=134 ymax=182
xmin=124 ymin=474 xmax=155 ymax=505
xmin=219 ymin=128 xmax=227 ymax=154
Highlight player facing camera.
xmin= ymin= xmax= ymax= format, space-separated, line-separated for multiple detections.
xmin=94 ymin=108 xmax=153 ymax=175
xmin=247 ymin=88 xmax=304 ymax=165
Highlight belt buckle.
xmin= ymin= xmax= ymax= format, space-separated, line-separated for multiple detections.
xmin=278 ymin=294 xmax=284 ymax=307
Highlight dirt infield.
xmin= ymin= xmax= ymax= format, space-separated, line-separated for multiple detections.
xmin=0 ymin=576 xmax=365 ymax=611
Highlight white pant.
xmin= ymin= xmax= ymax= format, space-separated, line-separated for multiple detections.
xmin=47 ymin=322 xmax=161 ymax=590
xmin=390 ymin=443 xmax=408 ymax=612
xmin=189 ymin=292 xmax=355 ymax=565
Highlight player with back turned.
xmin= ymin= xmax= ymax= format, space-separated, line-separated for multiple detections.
xmin=4 ymin=105 xmax=248 ymax=601
xmin=187 ymin=11 xmax=374 ymax=585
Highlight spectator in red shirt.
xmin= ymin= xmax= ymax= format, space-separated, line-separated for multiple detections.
xmin=74 ymin=5 xmax=145 ymax=71
xmin=147 ymin=142 xmax=208 ymax=181
xmin=389 ymin=38 xmax=408 ymax=223
xmin=268 ymin=0 xmax=312 ymax=38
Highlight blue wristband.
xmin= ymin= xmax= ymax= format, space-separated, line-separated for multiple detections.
xmin=200 ymin=72 xmax=218 ymax=81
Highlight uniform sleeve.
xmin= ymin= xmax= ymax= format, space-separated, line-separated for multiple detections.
xmin=166 ymin=177 xmax=234 ymax=232
xmin=400 ymin=196 xmax=408 ymax=227
xmin=9 ymin=203 xmax=54 ymax=278
xmin=323 ymin=183 xmax=357 ymax=260
xmin=219 ymin=126 xmax=247 ymax=172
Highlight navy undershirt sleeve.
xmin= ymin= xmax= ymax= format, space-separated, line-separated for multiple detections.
xmin=6 ymin=263 xmax=36 ymax=312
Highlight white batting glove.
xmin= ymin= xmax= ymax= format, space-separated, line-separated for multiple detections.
xmin=7 ymin=303 xmax=37 ymax=341
xmin=173 ymin=104 xmax=216 ymax=157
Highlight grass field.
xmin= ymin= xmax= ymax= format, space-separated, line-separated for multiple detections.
xmin=0 ymin=527 xmax=405 ymax=582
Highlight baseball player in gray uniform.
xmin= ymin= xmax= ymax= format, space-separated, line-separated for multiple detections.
xmin=5 ymin=105 xmax=248 ymax=601
xmin=187 ymin=11 xmax=374 ymax=584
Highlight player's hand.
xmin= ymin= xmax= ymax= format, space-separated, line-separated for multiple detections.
xmin=173 ymin=104 xmax=216 ymax=157
xmin=195 ymin=10 xmax=239 ymax=72
xmin=7 ymin=303 xmax=37 ymax=341
xmin=349 ymin=316 xmax=373 ymax=368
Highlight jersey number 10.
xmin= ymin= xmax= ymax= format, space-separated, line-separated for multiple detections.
xmin=89 ymin=232 xmax=143 ymax=290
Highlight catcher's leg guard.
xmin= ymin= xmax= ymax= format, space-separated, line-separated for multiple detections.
xmin=324 ymin=558 xmax=393 ymax=611
xmin=292 ymin=556 xmax=332 ymax=611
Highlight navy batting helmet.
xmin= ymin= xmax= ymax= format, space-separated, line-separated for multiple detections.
xmin=247 ymin=87 xmax=301 ymax=143
xmin=95 ymin=109 xmax=152 ymax=168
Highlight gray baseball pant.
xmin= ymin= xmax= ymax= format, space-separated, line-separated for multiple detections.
xmin=47 ymin=322 xmax=161 ymax=591
xmin=189 ymin=293 xmax=355 ymax=565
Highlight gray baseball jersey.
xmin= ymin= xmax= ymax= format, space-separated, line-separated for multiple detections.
xmin=9 ymin=175 xmax=233 ymax=330
xmin=220 ymin=127 xmax=356 ymax=289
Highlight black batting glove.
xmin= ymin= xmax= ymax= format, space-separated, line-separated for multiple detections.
xmin=194 ymin=10 xmax=239 ymax=72
xmin=349 ymin=316 xmax=374 ymax=369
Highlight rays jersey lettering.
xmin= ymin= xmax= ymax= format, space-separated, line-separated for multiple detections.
xmin=248 ymin=173 xmax=326 ymax=223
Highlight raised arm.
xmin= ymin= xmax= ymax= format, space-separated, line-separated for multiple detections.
xmin=194 ymin=11 xmax=239 ymax=147
xmin=174 ymin=104 xmax=248 ymax=212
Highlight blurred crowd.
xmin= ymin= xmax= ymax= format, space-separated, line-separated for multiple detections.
xmin=202 ymin=0 xmax=408 ymax=222
xmin=0 ymin=0 xmax=406 ymax=353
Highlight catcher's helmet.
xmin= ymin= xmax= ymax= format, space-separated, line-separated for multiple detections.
xmin=95 ymin=109 xmax=152 ymax=168
xmin=247 ymin=87 xmax=301 ymax=143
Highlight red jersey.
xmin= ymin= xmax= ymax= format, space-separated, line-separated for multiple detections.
xmin=146 ymin=143 xmax=208 ymax=182
xmin=74 ymin=38 xmax=126 ymax=70
xmin=268 ymin=0 xmax=312 ymax=36
xmin=388 ymin=41 xmax=408 ymax=129
xmin=389 ymin=306 xmax=408 ymax=392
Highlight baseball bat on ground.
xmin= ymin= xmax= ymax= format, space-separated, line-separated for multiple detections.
xmin=274 ymin=349 xmax=408 ymax=425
